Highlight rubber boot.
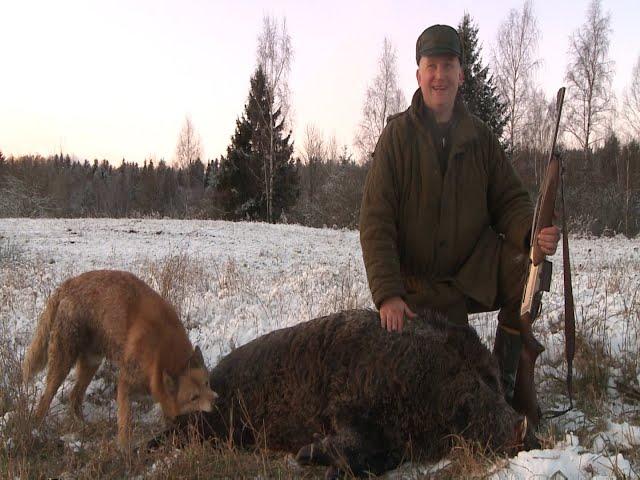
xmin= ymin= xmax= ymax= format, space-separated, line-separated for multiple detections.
xmin=493 ymin=325 xmax=523 ymax=405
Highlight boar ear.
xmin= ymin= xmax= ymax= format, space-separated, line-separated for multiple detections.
xmin=163 ymin=370 xmax=177 ymax=394
xmin=190 ymin=346 xmax=205 ymax=369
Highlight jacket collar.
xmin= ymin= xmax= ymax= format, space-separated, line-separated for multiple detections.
xmin=408 ymin=88 xmax=477 ymax=153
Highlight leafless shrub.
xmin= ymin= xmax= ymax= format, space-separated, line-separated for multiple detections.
xmin=138 ymin=252 xmax=208 ymax=322
xmin=569 ymin=213 xmax=601 ymax=238
xmin=0 ymin=175 xmax=54 ymax=217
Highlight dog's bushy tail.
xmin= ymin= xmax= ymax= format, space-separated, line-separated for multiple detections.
xmin=22 ymin=291 xmax=60 ymax=383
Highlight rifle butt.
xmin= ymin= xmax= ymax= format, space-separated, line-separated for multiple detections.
xmin=512 ymin=343 xmax=543 ymax=428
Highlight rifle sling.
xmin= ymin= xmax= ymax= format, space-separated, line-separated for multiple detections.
xmin=541 ymin=155 xmax=576 ymax=420
xmin=560 ymin=156 xmax=576 ymax=411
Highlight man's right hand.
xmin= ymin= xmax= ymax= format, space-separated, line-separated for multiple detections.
xmin=379 ymin=296 xmax=416 ymax=333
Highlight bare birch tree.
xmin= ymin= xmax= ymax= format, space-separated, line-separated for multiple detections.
xmin=256 ymin=15 xmax=293 ymax=223
xmin=493 ymin=0 xmax=541 ymax=153
xmin=621 ymin=55 xmax=640 ymax=140
xmin=174 ymin=115 xmax=202 ymax=169
xmin=325 ymin=134 xmax=339 ymax=164
xmin=564 ymin=0 xmax=614 ymax=155
xmin=302 ymin=124 xmax=326 ymax=164
xmin=619 ymin=56 xmax=640 ymax=235
xmin=354 ymin=37 xmax=406 ymax=162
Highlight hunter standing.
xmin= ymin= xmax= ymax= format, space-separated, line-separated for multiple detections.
xmin=359 ymin=24 xmax=560 ymax=403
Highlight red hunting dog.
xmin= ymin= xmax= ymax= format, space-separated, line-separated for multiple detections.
xmin=23 ymin=270 xmax=217 ymax=447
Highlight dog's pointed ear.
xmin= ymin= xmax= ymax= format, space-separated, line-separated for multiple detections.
xmin=190 ymin=346 xmax=205 ymax=369
xmin=163 ymin=370 xmax=177 ymax=394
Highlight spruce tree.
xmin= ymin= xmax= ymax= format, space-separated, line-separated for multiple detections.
xmin=217 ymin=66 xmax=298 ymax=221
xmin=458 ymin=13 xmax=509 ymax=146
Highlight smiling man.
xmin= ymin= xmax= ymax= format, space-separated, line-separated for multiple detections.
xmin=359 ymin=24 xmax=560 ymax=404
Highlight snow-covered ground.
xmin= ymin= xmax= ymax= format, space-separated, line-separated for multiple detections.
xmin=1 ymin=218 xmax=638 ymax=479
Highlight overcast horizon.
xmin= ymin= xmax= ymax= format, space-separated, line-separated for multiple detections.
xmin=1 ymin=0 xmax=637 ymax=164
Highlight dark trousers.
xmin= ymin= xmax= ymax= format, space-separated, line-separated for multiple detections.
xmin=415 ymin=240 xmax=528 ymax=330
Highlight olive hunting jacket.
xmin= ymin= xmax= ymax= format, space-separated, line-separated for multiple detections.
xmin=359 ymin=89 xmax=533 ymax=310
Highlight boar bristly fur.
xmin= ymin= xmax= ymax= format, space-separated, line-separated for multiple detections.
xmin=159 ymin=309 xmax=524 ymax=477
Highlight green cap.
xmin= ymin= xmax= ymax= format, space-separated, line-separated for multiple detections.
xmin=416 ymin=24 xmax=462 ymax=65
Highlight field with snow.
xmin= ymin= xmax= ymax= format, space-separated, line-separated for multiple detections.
xmin=1 ymin=218 xmax=639 ymax=479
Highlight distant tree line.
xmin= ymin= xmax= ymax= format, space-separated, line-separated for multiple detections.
xmin=1 ymin=133 xmax=638 ymax=236
xmin=514 ymin=136 xmax=640 ymax=237
xmin=0 ymin=151 xmax=210 ymax=218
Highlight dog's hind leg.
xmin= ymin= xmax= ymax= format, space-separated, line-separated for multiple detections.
xmin=70 ymin=354 xmax=102 ymax=421
xmin=34 ymin=333 xmax=77 ymax=422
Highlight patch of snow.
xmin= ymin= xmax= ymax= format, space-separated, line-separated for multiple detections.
xmin=491 ymin=434 xmax=637 ymax=479
xmin=60 ymin=433 xmax=83 ymax=452
xmin=593 ymin=421 xmax=640 ymax=452
xmin=0 ymin=411 xmax=16 ymax=433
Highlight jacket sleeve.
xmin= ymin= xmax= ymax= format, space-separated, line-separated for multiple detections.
xmin=359 ymin=125 xmax=406 ymax=308
xmin=486 ymin=132 xmax=534 ymax=253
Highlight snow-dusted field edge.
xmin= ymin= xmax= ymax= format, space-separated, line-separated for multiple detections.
xmin=1 ymin=218 xmax=639 ymax=479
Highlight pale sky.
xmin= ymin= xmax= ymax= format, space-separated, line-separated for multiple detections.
xmin=1 ymin=0 xmax=637 ymax=164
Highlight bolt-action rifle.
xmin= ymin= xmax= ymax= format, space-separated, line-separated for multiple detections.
xmin=513 ymin=87 xmax=576 ymax=428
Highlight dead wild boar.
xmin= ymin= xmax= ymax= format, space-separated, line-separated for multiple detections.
xmin=153 ymin=309 xmax=526 ymax=478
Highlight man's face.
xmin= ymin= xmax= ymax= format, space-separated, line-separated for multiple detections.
xmin=416 ymin=54 xmax=463 ymax=120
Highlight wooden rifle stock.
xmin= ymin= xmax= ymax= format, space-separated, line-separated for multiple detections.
xmin=513 ymin=87 xmax=566 ymax=427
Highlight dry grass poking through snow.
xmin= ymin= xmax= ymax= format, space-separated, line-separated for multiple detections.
xmin=535 ymin=257 xmax=640 ymax=475
xmin=1 ymin=227 xmax=639 ymax=478
xmin=138 ymin=251 xmax=209 ymax=324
